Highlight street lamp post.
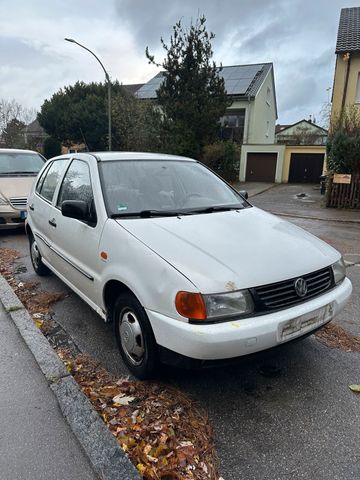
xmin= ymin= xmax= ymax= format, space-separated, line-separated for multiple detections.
xmin=65 ymin=38 xmax=112 ymax=151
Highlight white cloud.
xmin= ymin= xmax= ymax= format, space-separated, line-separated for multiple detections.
xmin=0 ymin=0 xmax=356 ymax=123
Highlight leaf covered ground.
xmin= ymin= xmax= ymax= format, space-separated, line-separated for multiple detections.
xmin=0 ymin=247 xmax=219 ymax=479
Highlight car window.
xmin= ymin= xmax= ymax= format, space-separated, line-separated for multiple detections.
xmin=57 ymin=159 xmax=96 ymax=221
xmin=99 ymin=160 xmax=246 ymax=216
xmin=0 ymin=152 xmax=45 ymax=175
xmin=36 ymin=161 xmax=52 ymax=194
xmin=38 ymin=159 xmax=67 ymax=202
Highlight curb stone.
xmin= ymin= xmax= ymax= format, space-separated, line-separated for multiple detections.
xmin=0 ymin=274 xmax=140 ymax=480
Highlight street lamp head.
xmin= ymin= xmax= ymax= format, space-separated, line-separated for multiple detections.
xmin=64 ymin=38 xmax=76 ymax=43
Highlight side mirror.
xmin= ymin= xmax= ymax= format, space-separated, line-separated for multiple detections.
xmin=239 ymin=190 xmax=248 ymax=200
xmin=61 ymin=200 xmax=89 ymax=221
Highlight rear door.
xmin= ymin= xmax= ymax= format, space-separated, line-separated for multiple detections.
xmin=29 ymin=159 xmax=69 ymax=263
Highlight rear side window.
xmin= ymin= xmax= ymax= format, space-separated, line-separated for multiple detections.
xmin=37 ymin=159 xmax=67 ymax=202
xmin=36 ymin=162 xmax=52 ymax=194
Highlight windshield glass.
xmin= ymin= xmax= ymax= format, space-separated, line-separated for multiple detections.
xmin=99 ymin=160 xmax=247 ymax=217
xmin=0 ymin=152 xmax=45 ymax=175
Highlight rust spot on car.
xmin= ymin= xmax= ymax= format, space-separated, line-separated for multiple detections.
xmin=225 ymin=281 xmax=237 ymax=291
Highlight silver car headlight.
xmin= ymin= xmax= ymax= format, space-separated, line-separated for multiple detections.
xmin=332 ymin=257 xmax=346 ymax=285
xmin=203 ymin=290 xmax=254 ymax=319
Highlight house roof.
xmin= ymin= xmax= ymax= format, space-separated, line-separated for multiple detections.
xmin=276 ymin=119 xmax=328 ymax=135
xmin=335 ymin=7 xmax=360 ymax=53
xmin=122 ymin=83 xmax=144 ymax=95
xmin=136 ymin=63 xmax=274 ymax=100
xmin=23 ymin=119 xmax=46 ymax=136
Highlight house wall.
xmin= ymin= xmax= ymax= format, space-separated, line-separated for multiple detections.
xmin=247 ymin=71 xmax=277 ymax=144
xmin=282 ymin=145 xmax=326 ymax=182
xmin=331 ymin=52 xmax=360 ymax=118
xmin=240 ymin=144 xmax=285 ymax=182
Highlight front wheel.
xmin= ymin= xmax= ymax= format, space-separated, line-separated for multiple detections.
xmin=29 ymin=235 xmax=51 ymax=276
xmin=113 ymin=292 xmax=158 ymax=379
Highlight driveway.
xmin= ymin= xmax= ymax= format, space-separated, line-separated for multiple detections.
xmin=1 ymin=189 xmax=360 ymax=480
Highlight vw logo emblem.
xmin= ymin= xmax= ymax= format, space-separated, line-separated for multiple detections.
xmin=294 ymin=278 xmax=307 ymax=297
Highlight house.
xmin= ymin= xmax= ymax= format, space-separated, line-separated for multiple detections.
xmin=240 ymin=117 xmax=328 ymax=183
xmin=136 ymin=63 xmax=278 ymax=145
xmin=275 ymin=119 xmax=328 ymax=183
xmin=22 ymin=119 xmax=47 ymax=150
xmin=331 ymin=7 xmax=360 ymax=119
xmin=276 ymin=119 xmax=327 ymax=146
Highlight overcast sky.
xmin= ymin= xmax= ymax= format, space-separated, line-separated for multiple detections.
xmin=0 ymin=0 xmax=355 ymax=125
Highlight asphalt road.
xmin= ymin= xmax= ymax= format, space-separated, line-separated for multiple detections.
xmin=1 ymin=206 xmax=360 ymax=480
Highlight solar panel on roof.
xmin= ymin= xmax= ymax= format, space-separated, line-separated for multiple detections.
xmin=136 ymin=64 xmax=268 ymax=99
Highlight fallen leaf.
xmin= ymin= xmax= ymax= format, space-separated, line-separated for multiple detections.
xmin=349 ymin=384 xmax=360 ymax=393
xmin=33 ymin=318 xmax=44 ymax=329
xmin=113 ymin=394 xmax=135 ymax=406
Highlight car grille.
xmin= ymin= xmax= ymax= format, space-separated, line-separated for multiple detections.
xmin=9 ymin=197 xmax=27 ymax=209
xmin=252 ymin=267 xmax=333 ymax=311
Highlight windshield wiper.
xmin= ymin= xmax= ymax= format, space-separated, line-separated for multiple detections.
xmin=186 ymin=205 xmax=243 ymax=214
xmin=0 ymin=171 xmax=38 ymax=175
xmin=111 ymin=209 xmax=188 ymax=218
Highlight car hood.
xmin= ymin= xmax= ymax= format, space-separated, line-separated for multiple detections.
xmin=117 ymin=207 xmax=340 ymax=292
xmin=0 ymin=176 xmax=36 ymax=199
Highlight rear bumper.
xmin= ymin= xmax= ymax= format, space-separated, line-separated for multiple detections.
xmin=146 ymin=278 xmax=352 ymax=361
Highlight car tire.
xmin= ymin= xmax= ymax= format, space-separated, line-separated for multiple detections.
xmin=29 ymin=234 xmax=51 ymax=276
xmin=113 ymin=292 xmax=158 ymax=379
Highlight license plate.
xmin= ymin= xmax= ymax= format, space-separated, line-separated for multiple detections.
xmin=20 ymin=210 xmax=27 ymax=219
xmin=279 ymin=303 xmax=334 ymax=342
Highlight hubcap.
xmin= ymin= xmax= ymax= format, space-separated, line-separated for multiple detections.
xmin=31 ymin=240 xmax=40 ymax=268
xmin=119 ymin=310 xmax=145 ymax=366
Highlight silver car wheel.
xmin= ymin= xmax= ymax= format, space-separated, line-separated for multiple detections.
xmin=119 ymin=310 xmax=145 ymax=366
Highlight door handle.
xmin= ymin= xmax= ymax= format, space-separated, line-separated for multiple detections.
xmin=48 ymin=218 xmax=57 ymax=228
xmin=29 ymin=204 xmax=34 ymax=211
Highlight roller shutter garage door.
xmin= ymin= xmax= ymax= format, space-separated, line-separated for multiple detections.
xmin=288 ymin=153 xmax=324 ymax=183
xmin=245 ymin=153 xmax=277 ymax=182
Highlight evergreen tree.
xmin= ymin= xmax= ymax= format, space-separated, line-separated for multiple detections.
xmin=146 ymin=15 xmax=229 ymax=158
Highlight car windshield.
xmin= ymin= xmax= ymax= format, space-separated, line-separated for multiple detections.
xmin=0 ymin=152 xmax=45 ymax=175
xmin=99 ymin=159 xmax=247 ymax=217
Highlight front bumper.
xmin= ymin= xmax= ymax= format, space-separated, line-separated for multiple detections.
xmin=0 ymin=208 xmax=27 ymax=229
xmin=146 ymin=278 xmax=352 ymax=360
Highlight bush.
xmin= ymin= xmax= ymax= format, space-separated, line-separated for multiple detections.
xmin=43 ymin=136 xmax=62 ymax=159
xmin=327 ymin=106 xmax=360 ymax=173
xmin=327 ymin=131 xmax=360 ymax=173
xmin=201 ymin=141 xmax=240 ymax=182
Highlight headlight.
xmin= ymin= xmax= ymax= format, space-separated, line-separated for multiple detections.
xmin=332 ymin=257 xmax=346 ymax=284
xmin=203 ymin=290 xmax=254 ymax=319
xmin=175 ymin=289 xmax=254 ymax=321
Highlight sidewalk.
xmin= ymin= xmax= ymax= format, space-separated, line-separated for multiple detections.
xmin=237 ymin=182 xmax=360 ymax=224
xmin=0 ymin=302 xmax=99 ymax=480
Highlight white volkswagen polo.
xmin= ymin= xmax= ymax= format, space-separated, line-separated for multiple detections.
xmin=26 ymin=152 xmax=352 ymax=378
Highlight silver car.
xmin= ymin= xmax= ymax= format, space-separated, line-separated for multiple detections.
xmin=0 ymin=149 xmax=46 ymax=229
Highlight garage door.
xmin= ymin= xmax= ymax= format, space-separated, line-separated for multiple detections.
xmin=245 ymin=153 xmax=277 ymax=182
xmin=288 ymin=153 xmax=324 ymax=183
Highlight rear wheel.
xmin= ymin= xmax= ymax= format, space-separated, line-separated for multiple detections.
xmin=113 ymin=292 xmax=158 ymax=379
xmin=29 ymin=235 xmax=51 ymax=276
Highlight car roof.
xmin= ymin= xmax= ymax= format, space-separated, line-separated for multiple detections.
xmin=51 ymin=151 xmax=196 ymax=162
xmin=0 ymin=148 xmax=42 ymax=154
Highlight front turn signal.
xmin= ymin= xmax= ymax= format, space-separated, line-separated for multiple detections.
xmin=175 ymin=291 xmax=207 ymax=320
